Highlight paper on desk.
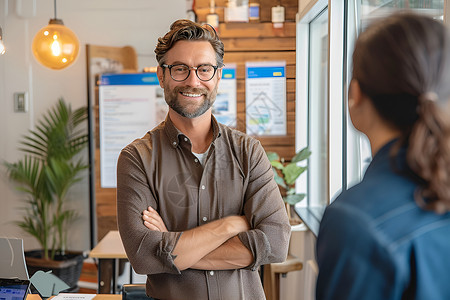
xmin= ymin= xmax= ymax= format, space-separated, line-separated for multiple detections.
xmin=52 ymin=293 xmax=96 ymax=300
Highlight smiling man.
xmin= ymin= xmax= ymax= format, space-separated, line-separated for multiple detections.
xmin=116 ymin=19 xmax=290 ymax=300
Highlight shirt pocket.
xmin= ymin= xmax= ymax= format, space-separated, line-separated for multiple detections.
xmin=215 ymin=177 xmax=245 ymax=218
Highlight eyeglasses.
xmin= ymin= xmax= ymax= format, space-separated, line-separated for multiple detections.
xmin=162 ymin=64 xmax=219 ymax=82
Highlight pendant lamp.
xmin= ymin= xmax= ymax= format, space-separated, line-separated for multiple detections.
xmin=32 ymin=0 xmax=79 ymax=70
xmin=0 ymin=27 xmax=5 ymax=55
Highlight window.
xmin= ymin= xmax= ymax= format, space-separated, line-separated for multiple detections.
xmin=359 ymin=0 xmax=445 ymax=28
xmin=308 ymin=8 xmax=329 ymax=211
xmin=295 ymin=0 xmax=449 ymax=236
xmin=295 ymin=0 xmax=366 ymax=236
xmin=295 ymin=0 xmax=331 ymax=235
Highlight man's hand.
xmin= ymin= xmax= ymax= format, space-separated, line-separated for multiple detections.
xmin=142 ymin=207 xmax=252 ymax=270
xmin=142 ymin=206 xmax=168 ymax=232
xmin=192 ymin=236 xmax=253 ymax=270
xmin=171 ymin=215 xmax=251 ymax=270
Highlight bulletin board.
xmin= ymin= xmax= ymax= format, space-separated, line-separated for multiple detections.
xmin=86 ymin=44 xmax=139 ymax=242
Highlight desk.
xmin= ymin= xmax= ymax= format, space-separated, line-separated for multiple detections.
xmin=88 ymin=296 xmax=120 ymax=300
xmin=27 ymin=294 xmax=121 ymax=300
xmin=89 ymin=231 xmax=129 ymax=294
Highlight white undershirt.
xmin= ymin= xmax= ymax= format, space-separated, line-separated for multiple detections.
xmin=192 ymin=145 xmax=211 ymax=166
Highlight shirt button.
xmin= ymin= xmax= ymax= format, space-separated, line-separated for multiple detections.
xmin=184 ymin=137 xmax=188 ymax=142
xmin=172 ymin=142 xmax=176 ymax=146
xmin=209 ymin=271 xmax=214 ymax=276
xmin=194 ymin=158 xmax=199 ymax=163
xmin=201 ymin=185 xmax=205 ymax=190
xmin=203 ymin=217 xmax=207 ymax=222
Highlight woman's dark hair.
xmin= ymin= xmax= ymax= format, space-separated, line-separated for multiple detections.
xmin=154 ymin=19 xmax=224 ymax=67
xmin=353 ymin=12 xmax=450 ymax=213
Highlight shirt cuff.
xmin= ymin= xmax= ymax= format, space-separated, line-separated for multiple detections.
xmin=238 ymin=230 xmax=271 ymax=271
xmin=156 ymin=231 xmax=182 ymax=274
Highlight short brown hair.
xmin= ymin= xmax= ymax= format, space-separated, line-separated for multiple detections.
xmin=155 ymin=19 xmax=224 ymax=67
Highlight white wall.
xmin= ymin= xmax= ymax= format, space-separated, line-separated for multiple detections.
xmin=0 ymin=0 xmax=185 ymax=252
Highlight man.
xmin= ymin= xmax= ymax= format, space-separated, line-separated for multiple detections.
xmin=117 ymin=19 xmax=291 ymax=300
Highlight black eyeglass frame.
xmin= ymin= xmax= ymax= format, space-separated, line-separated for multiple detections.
xmin=161 ymin=63 xmax=220 ymax=82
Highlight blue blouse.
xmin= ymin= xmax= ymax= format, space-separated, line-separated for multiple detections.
xmin=316 ymin=140 xmax=450 ymax=300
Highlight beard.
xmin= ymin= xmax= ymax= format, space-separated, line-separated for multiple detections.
xmin=164 ymin=84 xmax=218 ymax=119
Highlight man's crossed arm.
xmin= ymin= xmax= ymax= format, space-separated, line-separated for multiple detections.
xmin=143 ymin=206 xmax=253 ymax=271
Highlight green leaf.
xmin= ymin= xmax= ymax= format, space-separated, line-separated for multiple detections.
xmin=4 ymin=98 xmax=88 ymax=255
xmin=266 ymin=151 xmax=280 ymax=162
xmin=270 ymin=161 xmax=284 ymax=170
xmin=272 ymin=168 xmax=287 ymax=189
xmin=284 ymin=193 xmax=306 ymax=205
xmin=291 ymin=147 xmax=311 ymax=163
xmin=283 ymin=164 xmax=307 ymax=186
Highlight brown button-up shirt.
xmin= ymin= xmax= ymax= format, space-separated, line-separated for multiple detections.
xmin=117 ymin=115 xmax=290 ymax=300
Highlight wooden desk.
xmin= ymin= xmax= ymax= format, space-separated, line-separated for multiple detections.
xmin=89 ymin=231 xmax=129 ymax=294
xmin=27 ymin=294 xmax=121 ymax=300
xmin=90 ymin=296 xmax=121 ymax=300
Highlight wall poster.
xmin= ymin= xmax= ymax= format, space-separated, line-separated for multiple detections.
xmin=245 ymin=61 xmax=286 ymax=136
xmin=99 ymin=73 xmax=167 ymax=188
xmin=213 ymin=64 xmax=237 ymax=127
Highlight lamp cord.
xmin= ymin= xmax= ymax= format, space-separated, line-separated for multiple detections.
xmin=54 ymin=0 xmax=57 ymax=19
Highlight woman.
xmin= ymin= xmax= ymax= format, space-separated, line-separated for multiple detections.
xmin=316 ymin=12 xmax=450 ymax=300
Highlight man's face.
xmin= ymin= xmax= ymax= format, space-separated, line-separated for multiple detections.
xmin=157 ymin=40 xmax=222 ymax=119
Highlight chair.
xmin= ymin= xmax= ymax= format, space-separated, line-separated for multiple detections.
xmin=263 ymin=254 xmax=303 ymax=300
xmin=122 ymin=284 xmax=149 ymax=300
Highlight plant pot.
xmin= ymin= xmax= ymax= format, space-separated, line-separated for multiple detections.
xmin=25 ymin=250 xmax=85 ymax=293
xmin=285 ymin=203 xmax=302 ymax=226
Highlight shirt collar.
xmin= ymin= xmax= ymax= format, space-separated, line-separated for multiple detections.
xmin=371 ymin=138 xmax=398 ymax=163
xmin=364 ymin=138 xmax=409 ymax=178
xmin=163 ymin=114 xmax=222 ymax=148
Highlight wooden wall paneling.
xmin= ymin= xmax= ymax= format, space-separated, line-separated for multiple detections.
xmin=196 ymin=0 xmax=228 ymax=7
xmin=224 ymin=52 xmax=296 ymax=65
xmin=259 ymin=0 xmax=299 ymax=22
xmin=196 ymin=8 xmax=226 ymax=23
xmin=219 ymin=22 xmax=296 ymax=38
xmin=222 ymin=37 xmax=295 ymax=51
xmin=196 ymin=0 xmax=298 ymax=23
xmin=195 ymin=0 xmax=228 ymax=22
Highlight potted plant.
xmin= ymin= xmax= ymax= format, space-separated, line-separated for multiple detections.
xmin=266 ymin=147 xmax=311 ymax=223
xmin=4 ymin=98 xmax=89 ymax=292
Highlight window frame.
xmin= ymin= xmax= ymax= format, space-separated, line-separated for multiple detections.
xmin=295 ymin=0 xmax=355 ymax=236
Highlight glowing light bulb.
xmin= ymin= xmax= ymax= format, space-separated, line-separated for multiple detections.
xmin=32 ymin=19 xmax=79 ymax=70
xmin=51 ymin=40 xmax=61 ymax=56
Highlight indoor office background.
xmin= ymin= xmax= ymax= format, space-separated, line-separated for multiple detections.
xmin=0 ymin=0 xmax=185 ymax=250
xmin=0 ymin=1 xmax=448 ymax=300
